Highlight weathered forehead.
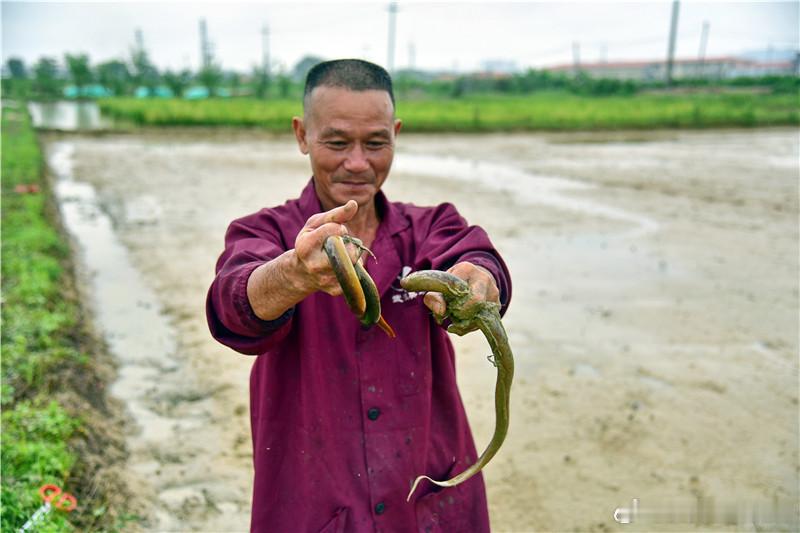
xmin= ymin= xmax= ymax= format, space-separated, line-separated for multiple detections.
xmin=304 ymin=86 xmax=395 ymax=123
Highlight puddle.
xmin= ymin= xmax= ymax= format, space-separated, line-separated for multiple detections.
xmin=394 ymin=152 xmax=659 ymax=240
xmin=28 ymin=101 xmax=110 ymax=131
xmin=48 ymin=141 xmax=240 ymax=530
xmin=49 ymin=143 xmax=178 ymax=386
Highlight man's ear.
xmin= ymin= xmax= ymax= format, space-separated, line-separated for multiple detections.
xmin=394 ymin=119 xmax=403 ymax=137
xmin=292 ymin=117 xmax=309 ymax=154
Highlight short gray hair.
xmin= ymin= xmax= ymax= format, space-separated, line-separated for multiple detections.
xmin=303 ymin=59 xmax=395 ymax=111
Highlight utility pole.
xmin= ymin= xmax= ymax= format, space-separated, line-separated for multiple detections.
xmin=408 ymin=41 xmax=416 ymax=70
xmin=261 ymin=24 xmax=271 ymax=75
xmin=199 ymin=18 xmax=213 ymax=69
xmin=665 ymin=0 xmax=680 ymax=86
xmin=134 ymin=28 xmax=145 ymax=54
xmin=572 ymin=41 xmax=581 ymax=75
xmin=387 ymin=2 xmax=398 ymax=73
xmin=698 ymin=20 xmax=709 ymax=79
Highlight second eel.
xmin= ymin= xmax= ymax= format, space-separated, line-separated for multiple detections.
xmin=400 ymin=270 xmax=514 ymax=501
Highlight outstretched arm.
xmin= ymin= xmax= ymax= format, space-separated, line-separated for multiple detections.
xmin=246 ymin=200 xmax=360 ymax=320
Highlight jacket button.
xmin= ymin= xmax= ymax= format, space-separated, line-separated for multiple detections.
xmin=367 ymin=407 xmax=380 ymax=421
xmin=375 ymin=502 xmax=386 ymax=515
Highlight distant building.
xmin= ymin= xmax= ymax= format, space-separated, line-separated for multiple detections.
xmin=545 ymin=56 xmax=799 ymax=81
xmin=480 ymin=59 xmax=518 ymax=74
xmin=134 ymin=85 xmax=175 ymax=98
xmin=63 ymin=84 xmax=113 ymax=99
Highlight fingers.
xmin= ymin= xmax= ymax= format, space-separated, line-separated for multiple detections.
xmin=423 ymin=292 xmax=447 ymax=316
xmin=419 ymin=262 xmax=499 ymax=321
xmin=448 ymin=262 xmax=500 ymax=305
xmin=304 ymin=200 xmax=358 ymax=230
xmin=295 ymin=221 xmax=345 ymax=255
xmin=344 ymin=240 xmax=363 ymax=265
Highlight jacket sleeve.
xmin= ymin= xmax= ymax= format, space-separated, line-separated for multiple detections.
xmin=413 ymin=203 xmax=512 ymax=315
xmin=206 ymin=212 xmax=294 ymax=355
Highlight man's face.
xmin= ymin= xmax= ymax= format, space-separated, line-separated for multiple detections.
xmin=293 ymin=86 xmax=402 ymax=210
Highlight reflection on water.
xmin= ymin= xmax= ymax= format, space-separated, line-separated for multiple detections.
xmin=28 ymin=101 xmax=110 ymax=130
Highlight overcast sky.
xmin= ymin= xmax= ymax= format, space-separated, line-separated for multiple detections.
xmin=2 ymin=1 xmax=798 ymax=74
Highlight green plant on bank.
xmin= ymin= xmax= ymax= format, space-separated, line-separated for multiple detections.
xmin=1 ymin=105 xmax=136 ymax=532
xmin=1 ymin=104 xmax=79 ymax=532
xmin=97 ymin=90 xmax=799 ymax=131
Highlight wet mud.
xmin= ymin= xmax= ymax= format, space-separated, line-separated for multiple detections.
xmin=43 ymin=127 xmax=798 ymax=531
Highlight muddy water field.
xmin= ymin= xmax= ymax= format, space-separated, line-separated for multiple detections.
xmin=42 ymin=128 xmax=799 ymax=532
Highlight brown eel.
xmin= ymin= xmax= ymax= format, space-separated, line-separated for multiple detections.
xmin=400 ymin=270 xmax=514 ymax=501
xmin=323 ymin=235 xmax=395 ymax=338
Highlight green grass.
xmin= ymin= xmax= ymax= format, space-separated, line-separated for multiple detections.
xmin=1 ymin=105 xmax=134 ymax=532
xmin=98 ymin=91 xmax=800 ymax=131
xmin=1 ymin=104 xmax=80 ymax=532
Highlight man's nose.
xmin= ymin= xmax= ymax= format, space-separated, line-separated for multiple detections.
xmin=343 ymin=144 xmax=370 ymax=174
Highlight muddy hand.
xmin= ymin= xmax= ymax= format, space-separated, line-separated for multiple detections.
xmin=422 ymin=262 xmax=500 ymax=334
xmin=401 ymin=270 xmax=514 ymax=500
xmin=323 ymin=234 xmax=395 ymax=338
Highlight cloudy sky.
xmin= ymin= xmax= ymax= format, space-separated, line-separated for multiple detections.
xmin=2 ymin=1 xmax=798 ymax=74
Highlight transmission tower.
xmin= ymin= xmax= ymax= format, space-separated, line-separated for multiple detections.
xmin=572 ymin=41 xmax=581 ymax=74
xmin=665 ymin=0 xmax=680 ymax=85
xmin=199 ymin=18 xmax=213 ymax=69
xmin=387 ymin=2 xmax=398 ymax=72
xmin=134 ymin=28 xmax=145 ymax=54
xmin=262 ymin=24 xmax=271 ymax=75
xmin=698 ymin=20 xmax=710 ymax=78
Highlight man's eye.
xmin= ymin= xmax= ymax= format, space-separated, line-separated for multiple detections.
xmin=326 ymin=141 xmax=347 ymax=149
xmin=367 ymin=141 xmax=387 ymax=149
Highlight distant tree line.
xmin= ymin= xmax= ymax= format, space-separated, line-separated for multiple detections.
xmin=3 ymin=52 xmax=797 ymax=101
xmin=394 ymin=68 xmax=798 ymax=99
xmin=392 ymin=69 xmax=639 ymax=98
xmin=0 ymin=52 xmax=320 ymax=100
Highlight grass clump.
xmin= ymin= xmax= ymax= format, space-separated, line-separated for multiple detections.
xmin=1 ymin=104 xmax=131 ymax=531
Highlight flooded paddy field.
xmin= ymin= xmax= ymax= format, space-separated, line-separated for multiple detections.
xmin=42 ymin=127 xmax=798 ymax=532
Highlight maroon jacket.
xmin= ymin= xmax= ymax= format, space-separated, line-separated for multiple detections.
xmin=207 ymin=179 xmax=511 ymax=533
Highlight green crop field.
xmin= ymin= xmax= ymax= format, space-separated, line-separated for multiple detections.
xmin=98 ymin=91 xmax=800 ymax=131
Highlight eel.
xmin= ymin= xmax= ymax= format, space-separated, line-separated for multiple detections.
xmin=323 ymin=235 xmax=395 ymax=338
xmin=400 ymin=270 xmax=514 ymax=501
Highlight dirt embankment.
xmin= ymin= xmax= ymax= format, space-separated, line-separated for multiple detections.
xmin=45 ymin=127 xmax=799 ymax=532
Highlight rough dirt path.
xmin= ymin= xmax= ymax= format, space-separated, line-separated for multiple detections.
xmin=45 ymin=128 xmax=798 ymax=532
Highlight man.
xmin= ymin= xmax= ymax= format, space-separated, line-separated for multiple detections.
xmin=207 ymin=59 xmax=511 ymax=532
